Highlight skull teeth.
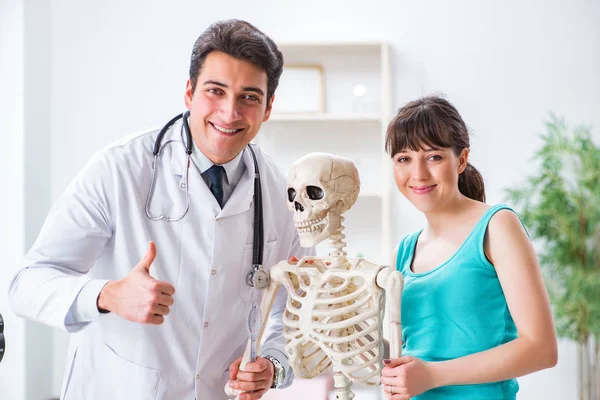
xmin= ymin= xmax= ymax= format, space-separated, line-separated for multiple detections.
xmin=295 ymin=215 xmax=326 ymax=233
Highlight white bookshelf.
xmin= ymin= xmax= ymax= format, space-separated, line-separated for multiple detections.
xmin=256 ymin=42 xmax=393 ymax=267
xmin=269 ymin=112 xmax=382 ymax=122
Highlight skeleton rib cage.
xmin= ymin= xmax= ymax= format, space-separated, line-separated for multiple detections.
xmin=272 ymin=257 xmax=386 ymax=386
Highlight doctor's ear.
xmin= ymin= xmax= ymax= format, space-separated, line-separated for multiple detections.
xmin=184 ymin=80 xmax=194 ymax=108
xmin=262 ymin=95 xmax=275 ymax=122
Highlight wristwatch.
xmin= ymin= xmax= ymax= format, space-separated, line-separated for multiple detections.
xmin=263 ymin=354 xmax=286 ymax=388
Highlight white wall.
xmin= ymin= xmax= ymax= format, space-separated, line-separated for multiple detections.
xmin=0 ymin=0 xmax=27 ymax=398
xmin=7 ymin=0 xmax=599 ymax=398
xmin=23 ymin=0 xmax=56 ymax=398
xmin=0 ymin=1 xmax=56 ymax=399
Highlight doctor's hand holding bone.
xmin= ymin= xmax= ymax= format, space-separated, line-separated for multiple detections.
xmin=9 ymin=19 xmax=313 ymax=400
xmin=227 ymin=356 xmax=275 ymax=400
xmin=96 ymin=241 xmax=175 ymax=324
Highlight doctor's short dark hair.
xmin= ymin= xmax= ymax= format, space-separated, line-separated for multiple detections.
xmin=189 ymin=19 xmax=284 ymax=101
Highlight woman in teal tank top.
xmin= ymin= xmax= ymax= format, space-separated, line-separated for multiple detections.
xmin=379 ymin=96 xmax=558 ymax=400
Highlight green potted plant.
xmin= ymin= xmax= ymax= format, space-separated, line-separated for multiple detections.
xmin=506 ymin=115 xmax=600 ymax=400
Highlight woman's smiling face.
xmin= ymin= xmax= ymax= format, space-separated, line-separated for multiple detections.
xmin=393 ymin=146 xmax=468 ymax=213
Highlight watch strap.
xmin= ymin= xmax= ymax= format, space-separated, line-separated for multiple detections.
xmin=263 ymin=354 xmax=285 ymax=388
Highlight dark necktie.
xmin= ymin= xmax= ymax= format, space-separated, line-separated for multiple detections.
xmin=206 ymin=165 xmax=225 ymax=208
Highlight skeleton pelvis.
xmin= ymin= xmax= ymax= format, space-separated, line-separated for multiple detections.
xmin=272 ymin=258 xmax=386 ymax=385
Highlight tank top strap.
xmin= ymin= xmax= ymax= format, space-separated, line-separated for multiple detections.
xmin=395 ymin=230 xmax=423 ymax=275
xmin=468 ymin=204 xmax=527 ymax=258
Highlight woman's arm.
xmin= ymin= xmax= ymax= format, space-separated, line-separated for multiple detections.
xmin=430 ymin=209 xmax=557 ymax=386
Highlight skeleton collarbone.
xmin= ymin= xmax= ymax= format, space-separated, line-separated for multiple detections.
xmin=271 ymin=257 xmax=385 ymax=385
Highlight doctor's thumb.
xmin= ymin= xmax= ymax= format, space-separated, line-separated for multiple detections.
xmin=135 ymin=241 xmax=157 ymax=273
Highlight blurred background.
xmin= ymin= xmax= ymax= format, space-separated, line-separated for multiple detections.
xmin=1 ymin=0 xmax=598 ymax=399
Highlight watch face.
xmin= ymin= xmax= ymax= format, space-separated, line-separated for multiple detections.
xmin=275 ymin=367 xmax=285 ymax=384
xmin=264 ymin=355 xmax=285 ymax=388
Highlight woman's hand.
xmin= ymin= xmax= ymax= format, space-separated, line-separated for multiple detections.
xmin=380 ymin=356 xmax=436 ymax=399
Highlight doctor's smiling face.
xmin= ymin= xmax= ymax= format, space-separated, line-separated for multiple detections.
xmin=184 ymin=50 xmax=273 ymax=165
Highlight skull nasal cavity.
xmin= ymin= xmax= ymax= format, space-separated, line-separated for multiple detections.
xmin=295 ymin=202 xmax=304 ymax=212
xmin=306 ymin=186 xmax=324 ymax=200
xmin=287 ymin=188 xmax=296 ymax=202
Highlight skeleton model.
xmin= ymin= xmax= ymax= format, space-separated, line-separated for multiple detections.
xmin=226 ymin=153 xmax=404 ymax=400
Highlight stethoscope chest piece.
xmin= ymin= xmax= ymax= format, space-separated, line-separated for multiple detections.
xmin=247 ymin=264 xmax=270 ymax=290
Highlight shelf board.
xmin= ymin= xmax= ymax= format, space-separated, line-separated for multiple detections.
xmin=277 ymin=41 xmax=385 ymax=50
xmin=268 ymin=113 xmax=382 ymax=122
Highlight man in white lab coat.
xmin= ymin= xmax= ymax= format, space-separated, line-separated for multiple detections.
xmin=9 ymin=19 xmax=312 ymax=400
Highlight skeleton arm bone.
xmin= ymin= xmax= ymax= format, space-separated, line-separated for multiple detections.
xmin=224 ymin=264 xmax=283 ymax=398
xmin=376 ymin=267 xmax=404 ymax=359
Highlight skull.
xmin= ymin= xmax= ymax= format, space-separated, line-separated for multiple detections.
xmin=287 ymin=153 xmax=360 ymax=247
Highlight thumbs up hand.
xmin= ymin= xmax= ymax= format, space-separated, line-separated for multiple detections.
xmin=97 ymin=241 xmax=175 ymax=325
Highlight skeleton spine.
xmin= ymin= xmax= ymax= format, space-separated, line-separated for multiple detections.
xmin=328 ymin=215 xmax=348 ymax=269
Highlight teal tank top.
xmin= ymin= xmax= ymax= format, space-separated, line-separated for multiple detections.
xmin=396 ymin=204 xmax=520 ymax=400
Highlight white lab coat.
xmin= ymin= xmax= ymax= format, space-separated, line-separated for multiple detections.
xmin=9 ymin=119 xmax=312 ymax=400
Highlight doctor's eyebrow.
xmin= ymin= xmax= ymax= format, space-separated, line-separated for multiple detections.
xmin=202 ymin=80 xmax=265 ymax=96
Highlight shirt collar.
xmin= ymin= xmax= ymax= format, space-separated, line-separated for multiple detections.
xmin=190 ymin=138 xmax=245 ymax=184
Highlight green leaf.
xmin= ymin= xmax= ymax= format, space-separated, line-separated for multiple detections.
xmin=505 ymin=114 xmax=600 ymax=343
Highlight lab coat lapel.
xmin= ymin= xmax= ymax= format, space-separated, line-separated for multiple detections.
xmin=186 ymin=164 xmax=221 ymax=216
xmin=163 ymin=121 xmax=220 ymax=214
xmin=218 ymin=149 xmax=255 ymax=218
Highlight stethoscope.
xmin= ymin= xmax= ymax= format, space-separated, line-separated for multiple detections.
xmin=0 ymin=312 xmax=5 ymax=364
xmin=145 ymin=111 xmax=270 ymax=290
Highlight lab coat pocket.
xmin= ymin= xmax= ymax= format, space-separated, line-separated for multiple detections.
xmin=239 ymin=239 xmax=279 ymax=302
xmin=85 ymin=343 xmax=161 ymax=400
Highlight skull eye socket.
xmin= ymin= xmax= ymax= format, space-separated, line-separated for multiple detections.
xmin=287 ymin=188 xmax=296 ymax=202
xmin=306 ymin=186 xmax=324 ymax=200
